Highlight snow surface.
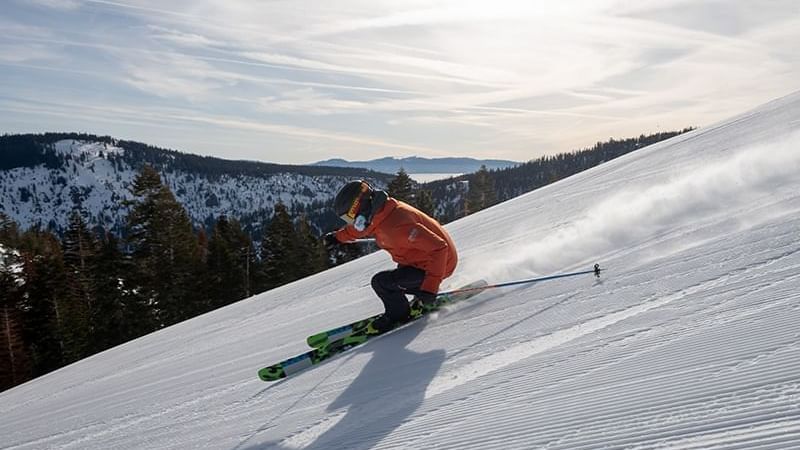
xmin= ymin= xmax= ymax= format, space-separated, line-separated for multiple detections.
xmin=2 ymin=92 xmax=800 ymax=449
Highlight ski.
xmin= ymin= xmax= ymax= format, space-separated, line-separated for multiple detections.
xmin=258 ymin=280 xmax=488 ymax=382
xmin=305 ymin=280 xmax=489 ymax=348
xmin=257 ymin=326 xmax=384 ymax=382
xmin=257 ymin=265 xmax=604 ymax=382
xmin=304 ymin=264 xmax=603 ymax=348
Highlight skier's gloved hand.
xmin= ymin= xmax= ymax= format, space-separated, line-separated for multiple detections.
xmin=413 ymin=290 xmax=437 ymax=307
xmin=322 ymin=232 xmax=341 ymax=252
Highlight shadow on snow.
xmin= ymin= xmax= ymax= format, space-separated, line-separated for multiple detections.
xmin=237 ymin=317 xmax=445 ymax=450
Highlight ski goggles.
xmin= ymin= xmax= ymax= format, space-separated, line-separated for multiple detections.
xmin=340 ymin=182 xmax=371 ymax=227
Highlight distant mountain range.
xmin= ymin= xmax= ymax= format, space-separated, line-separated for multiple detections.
xmin=0 ymin=133 xmax=391 ymax=238
xmin=312 ymin=156 xmax=519 ymax=174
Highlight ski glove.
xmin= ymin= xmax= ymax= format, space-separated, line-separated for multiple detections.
xmin=322 ymin=232 xmax=340 ymax=252
xmin=413 ymin=290 xmax=437 ymax=307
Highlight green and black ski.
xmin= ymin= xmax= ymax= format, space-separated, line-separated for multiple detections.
xmin=257 ymin=265 xmax=603 ymax=382
xmin=258 ymin=280 xmax=488 ymax=382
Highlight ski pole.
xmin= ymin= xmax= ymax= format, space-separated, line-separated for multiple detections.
xmin=351 ymin=238 xmax=376 ymax=244
xmin=338 ymin=238 xmax=376 ymax=244
xmin=439 ymin=264 xmax=603 ymax=297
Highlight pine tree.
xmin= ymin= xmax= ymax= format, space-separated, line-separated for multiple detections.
xmin=126 ymin=165 xmax=201 ymax=328
xmin=0 ymin=215 xmax=31 ymax=391
xmin=194 ymin=227 xmax=211 ymax=312
xmin=0 ymin=290 xmax=30 ymax=391
xmin=295 ymin=215 xmax=327 ymax=278
xmin=258 ymin=203 xmax=299 ymax=291
xmin=466 ymin=165 xmax=497 ymax=214
xmin=60 ymin=211 xmax=96 ymax=361
xmin=90 ymin=232 xmax=131 ymax=351
xmin=415 ymin=189 xmax=436 ymax=218
xmin=206 ymin=216 xmax=255 ymax=309
xmin=18 ymin=230 xmax=67 ymax=375
xmin=387 ymin=168 xmax=415 ymax=204
xmin=196 ymin=228 xmax=209 ymax=265
xmin=0 ymin=213 xmax=18 ymax=244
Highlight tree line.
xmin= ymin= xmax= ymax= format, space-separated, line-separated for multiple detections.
xmin=425 ymin=129 xmax=694 ymax=222
xmin=0 ymin=164 xmax=456 ymax=392
xmin=0 ymin=165 xmax=342 ymax=392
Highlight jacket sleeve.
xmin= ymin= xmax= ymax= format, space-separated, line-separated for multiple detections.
xmin=334 ymin=224 xmax=366 ymax=243
xmin=410 ymin=224 xmax=450 ymax=294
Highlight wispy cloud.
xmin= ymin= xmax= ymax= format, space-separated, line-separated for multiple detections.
xmin=256 ymin=89 xmax=370 ymax=115
xmin=120 ymin=53 xmax=233 ymax=100
xmin=21 ymin=0 xmax=81 ymax=11
xmin=0 ymin=43 xmax=62 ymax=64
xmin=147 ymin=25 xmax=218 ymax=49
xmin=0 ymin=0 xmax=798 ymax=163
xmin=0 ymin=95 xmax=446 ymax=158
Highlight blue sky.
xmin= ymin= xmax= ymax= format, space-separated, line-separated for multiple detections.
xmin=1 ymin=0 xmax=799 ymax=164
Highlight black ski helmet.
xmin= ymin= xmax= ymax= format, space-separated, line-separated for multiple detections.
xmin=334 ymin=180 xmax=373 ymax=223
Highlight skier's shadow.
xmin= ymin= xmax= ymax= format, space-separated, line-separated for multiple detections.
xmin=300 ymin=318 xmax=444 ymax=450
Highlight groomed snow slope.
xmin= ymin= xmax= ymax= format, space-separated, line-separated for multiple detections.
xmin=2 ymin=92 xmax=800 ymax=449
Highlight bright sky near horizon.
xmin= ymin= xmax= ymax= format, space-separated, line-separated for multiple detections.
xmin=1 ymin=0 xmax=799 ymax=164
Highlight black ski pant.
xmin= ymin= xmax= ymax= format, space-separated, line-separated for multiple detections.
xmin=371 ymin=266 xmax=426 ymax=322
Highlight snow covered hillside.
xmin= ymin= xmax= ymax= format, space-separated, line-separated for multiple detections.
xmin=2 ymin=92 xmax=800 ymax=449
xmin=0 ymin=138 xmax=387 ymax=235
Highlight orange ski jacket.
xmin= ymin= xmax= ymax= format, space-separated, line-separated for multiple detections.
xmin=335 ymin=197 xmax=458 ymax=294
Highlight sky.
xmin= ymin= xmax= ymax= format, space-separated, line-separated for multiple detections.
xmin=1 ymin=0 xmax=799 ymax=165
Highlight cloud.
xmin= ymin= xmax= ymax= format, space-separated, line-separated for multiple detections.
xmin=1 ymin=0 xmax=799 ymax=164
xmin=0 ymin=94 xmax=448 ymax=158
xmin=121 ymin=53 xmax=233 ymax=100
xmin=0 ymin=43 xmax=62 ymax=63
xmin=160 ymin=111 xmax=443 ymax=155
xmin=239 ymin=49 xmax=505 ymax=88
xmin=147 ymin=25 xmax=218 ymax=48
xmin=22 ymin=0 xmax=81 ymax=10
xmin=257 ymin=88 xmax=370 ymax=115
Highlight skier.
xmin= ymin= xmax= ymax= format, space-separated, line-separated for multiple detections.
xmin=324 ymin=180 xmax=458 ymax=333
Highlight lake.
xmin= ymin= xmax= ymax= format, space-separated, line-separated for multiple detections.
xmin=408 ymin=173 xmax=463 ymax=183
